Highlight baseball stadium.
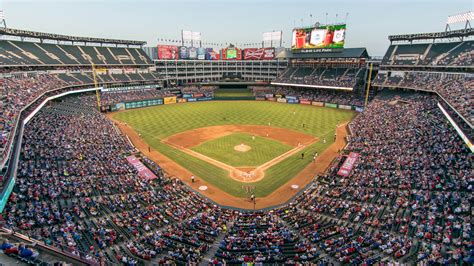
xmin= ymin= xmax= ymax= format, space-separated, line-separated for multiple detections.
xmin=0 ymin=1 xmax=472 ymax=265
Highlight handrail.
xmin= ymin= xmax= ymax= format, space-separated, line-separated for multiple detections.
xmin=0 ymin=227 xmax=95 ymax=265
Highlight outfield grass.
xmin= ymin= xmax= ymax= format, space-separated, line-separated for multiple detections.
xmin=191 ymin=132 xmax=293 ymax=167
xmin=113 ymin=101 xmax=356 ymax=197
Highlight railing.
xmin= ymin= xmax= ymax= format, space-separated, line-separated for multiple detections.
xmin=0 ymin=227 xmax=98 ymax=265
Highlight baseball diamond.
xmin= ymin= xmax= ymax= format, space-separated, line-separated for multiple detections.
xmin=0 ymin=2 xmax=472 ymax=265
xmin=111 ymin=101 xmax=355 ymax=199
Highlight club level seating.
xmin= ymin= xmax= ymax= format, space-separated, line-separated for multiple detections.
xmin=274 ymin=66 xmax=364 ymax=89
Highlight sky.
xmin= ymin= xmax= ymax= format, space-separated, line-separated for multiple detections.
xmin=1 ymin=0 xmax=473 ymax=56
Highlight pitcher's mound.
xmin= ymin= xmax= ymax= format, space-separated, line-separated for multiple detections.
xmin=234 ymin=143 xmax=251 ymax=152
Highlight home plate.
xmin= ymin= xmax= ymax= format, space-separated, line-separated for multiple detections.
xmin=199 ymin=186 xmax=208 ymax=191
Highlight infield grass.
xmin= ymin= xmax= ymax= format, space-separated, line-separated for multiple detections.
xmin=113 ymin=101 xmax=356 ymax=197
xmin=191 ymin=132 xmax=293 ymax=167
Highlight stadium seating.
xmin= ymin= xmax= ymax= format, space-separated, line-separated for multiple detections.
xmin=381 ymin=40 xmax=473 ymax=67
xmin=0 ymin=40 xmax=152 ymax=66
xmin=372 ymin=72 xmax=473 ymax=124
xmin=274 ymin=66 xmax=365 ymax=89
xmin=3 ymin=92 xmax=472 ymax=265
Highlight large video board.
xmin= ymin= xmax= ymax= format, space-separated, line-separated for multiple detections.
xmin=291 ymin=24 xmax=346 ymax=52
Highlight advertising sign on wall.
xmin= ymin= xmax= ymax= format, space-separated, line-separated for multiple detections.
xmin=179 ymin=46 xmax=189 ymax=59
xmin=164 ymin=96 xmax=177 ymax=105
xmin=243 ymin=48 xmax=275 ymax=60
xmin=287 ymin=99 xmax=299 ymax=104
xmin=157 ymin=45 xmax=179 ymax=59
xmin=125 ymin=99 xmax=163 ymax=109
xmin=221 ymin=47 xmax=242 ymax=60
xmin=300 ymin=99 xmax=311 ymax=105
xmin=338 ymin=104 xmax=352 ymax=110
xmin=205 ymin=48 xmax=219 ymax=60
xmin=197 ymin=47 xmax=206 ymax=60
xmin=189 ymin=47 xmax=198 ymax=59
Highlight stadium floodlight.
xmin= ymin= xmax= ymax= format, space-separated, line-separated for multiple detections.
xmin=181 ymin=30 xmax=202 ymax=47
xmin=0 ymin=10 xmax=6 ymax=28
xmin=446 ymin=11 xmax=473 ymax=31
xmin=262 ymin=31 xmax=282 ymax=48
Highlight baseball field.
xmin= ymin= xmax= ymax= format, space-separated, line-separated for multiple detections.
xmin=111 ymin=101 xmax=355 ymax=206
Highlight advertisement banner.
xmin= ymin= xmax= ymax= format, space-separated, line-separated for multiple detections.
xmin=178 ymin=98 xmax=187 ymax=103
xmin=187 ymin=98 xmax=197 ymax=102
xmin=275 ymin=94 xmax=283 ymax=98
xmin=221 ymin=47 xmax=242 ymax=60
xmin=312 ymin=101 xmax=324 ymax=107
xmin=325 ymin=103 xmax=338 ymax=108
xmin=183 ymin=93 xmax=193 ymax=98
xmin=338 ymin=104 xmax=352 ymax=110
xmin=277 ymin=98 xmax=287 ymax=103
xmin=179 ymin=46 xmax=189 ymax=59
xmin=286 ymin=96 xmax=298 ymax=100
xmin=265 ymin=93 xmax=274 ymax=98
xmin=197 ymin=48 xmax=206 ymax=60
xmin=123 ymin=68 xmax=136 ymax=74
xmin=193 ymin=93 xmax=204 ymax=98
xmin=164 ymin=96 xmax=177 ymax=105
xmin=243 ymin=48 xmax=275 ymax=60
xmin=287 ymin=99 xmax=299 ymax=104
xmin=266 ymin=97 xmax=276 ymax=101
xmin=124 ymin=99 xmax=163 ymax=109
xmin=256 ymin=97 xmax=266 ymax=101
xmin=113 ymin=103 xmax=125 ymax=111
xmin=291 ymin=24 xmax=346 ymax=51
xmin=355 ymin=106 xmax=364 ymax=112
xmin=189 ymin=47 xmax=198 ymax=59
xmin=126 ymin=156 xmax=158 ymax=180
xmin=197 ymin=97 xmax=212 ymax=101
xmin=158 ymin=45 xmax=179 ymax=59
xmin=205 ymin=48 xmax=219 ymax=60
xmin=300 ymin=99 xmax=311 ymax=105
xmin=95 ymin=67 xmax=107 ymax=74
xmin=337 ymin=152 xmax=360 ymax=177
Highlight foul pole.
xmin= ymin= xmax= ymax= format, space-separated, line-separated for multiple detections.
xmin=91 ymin=64 xmax=101 ymax=111
xmin=364 ymin=63 xmax=373 ymax=107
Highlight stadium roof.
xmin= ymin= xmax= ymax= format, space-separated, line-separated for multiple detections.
xmin=388 ymin=28 xmax=473 ymax=42
xmin=0 ymin=28 xmax=146 ymax=46
xmin=276 ymin=48 xmax=369 ymax=59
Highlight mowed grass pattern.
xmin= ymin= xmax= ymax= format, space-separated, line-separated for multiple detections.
xmin=191 ymin=133 xmax=293 ymax=167
xmin=113 ymin=101 xmax=356 ymax=197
